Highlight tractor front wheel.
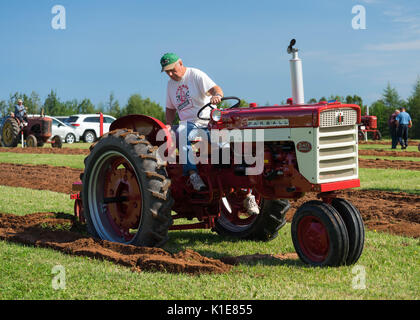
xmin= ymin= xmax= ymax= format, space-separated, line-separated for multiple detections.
xmin=213 ymin=190 xmax=290 ymax=241
xmin=82 ymin=129 xmax=173 ymax=247
xmin=26 ymin=134 xmax=37 ymax=147
xmin=291 ymin=201 xmax=349 ymax=267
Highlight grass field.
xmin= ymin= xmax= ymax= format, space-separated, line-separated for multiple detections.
xmin=0 ymin=144 xmax=419 ymax=300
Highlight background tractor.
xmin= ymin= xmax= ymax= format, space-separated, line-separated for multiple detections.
xmin=358 ymin=114 xmax=382 ymax=141
xmin=1 ymin=113 xmax=53 ymax=148
xmin=72 ymin=40 xmax=365 ymax=267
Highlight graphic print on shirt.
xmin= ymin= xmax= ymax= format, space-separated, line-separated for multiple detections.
xmin=176 ymin=84 xmax=192 ymax=111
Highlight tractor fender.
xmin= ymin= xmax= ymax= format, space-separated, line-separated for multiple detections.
xmin=110 ymin=114 xmax=173 ymax=148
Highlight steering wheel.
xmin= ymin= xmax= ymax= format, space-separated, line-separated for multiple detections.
xmin=197 ymin=96 xmax=241 ymax=120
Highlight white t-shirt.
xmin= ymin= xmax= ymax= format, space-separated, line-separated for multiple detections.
xmin=166 ymin=67 xmax=216 ymax=126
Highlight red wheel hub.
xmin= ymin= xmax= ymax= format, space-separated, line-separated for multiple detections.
xmin=103 ymin=158 xmax=142 ymax=241
xmin=297 ymin=216 xmax=330 ymax=262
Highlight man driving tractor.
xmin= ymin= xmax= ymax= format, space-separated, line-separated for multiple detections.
xmin=14 ymin=99 xmax=28 ymax=124
xmin=161 ymin=53 xmax=259 ymax=215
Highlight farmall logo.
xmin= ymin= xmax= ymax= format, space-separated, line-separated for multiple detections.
xmin=336 ymin=111 xmax=344 ymax=125
xmin=246 ymin=119 xmax=289 ymax=128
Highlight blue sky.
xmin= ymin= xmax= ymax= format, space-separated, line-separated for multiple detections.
xmin=0 ymin=0 xmax=419 ymax=109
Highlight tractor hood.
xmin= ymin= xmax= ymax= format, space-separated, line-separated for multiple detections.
xmin=210 ymin=102 xmax=361 ymax=130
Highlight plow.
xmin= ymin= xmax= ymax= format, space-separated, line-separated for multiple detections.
xmin=71 ymin=40 xmax=365 ymax=267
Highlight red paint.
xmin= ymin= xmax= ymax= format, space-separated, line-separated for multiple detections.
xmin=100 ymin=112 xmax=104 ymax=136
xmin=297 ymin=216 xmax=330 ymax=262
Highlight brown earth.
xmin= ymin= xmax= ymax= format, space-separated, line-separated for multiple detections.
xmin=359 ymin=149 xmax=420 ymax=157
xmin=0 ymin=147 xmax=89 ymax=155
xmin=0 ymin=163 xmax=82 ymax=194
xmin=0 ymin=212 xmax=232 ymax=275
xmin=359 ymin=158 xmax=420 ymax=170
xmin=0 ymin=160 xmax=418 ymax=274
xmin=0 ymin=162 xmax=419 ymax=238
xmin=286 ymin=190 xmax=420 ymax=239
xmin=359 ymin=140 xmax=419 ymax=146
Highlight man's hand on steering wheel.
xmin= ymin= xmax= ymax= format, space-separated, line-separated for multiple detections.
xmin=210 ymin=94 xmax=223 ymax=105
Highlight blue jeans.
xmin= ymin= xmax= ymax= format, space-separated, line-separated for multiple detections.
xmin=176 ymin=121 xmax=209 ymax=176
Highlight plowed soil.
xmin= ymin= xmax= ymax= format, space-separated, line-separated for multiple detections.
xmin=0 ymin=158 xmax=419 ymax=274
xmin=0 ymin=147 xmax=89 ymax=155
xmin=359 ymin=140 xmax=419 ymax=146
xmin=0 ymin=162 xmax=419 ymax=238
xmin=359 ymin=158 xmax=420 ymax=170
xmin=0 ymin=212 xmax=232 ymax=275
xmin=359 ymin=149 xmax=420 ymax=158
xmin=286 ymin=190 xmax=420 ymax=238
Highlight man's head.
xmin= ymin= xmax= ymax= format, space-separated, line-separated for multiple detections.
xmin=17 ymin=99 xmax=23 ymax=105
xmin=400 ymin=107 xmax=406 ymax=112
xmin=160 ymin=53 xmax=186 ymax=81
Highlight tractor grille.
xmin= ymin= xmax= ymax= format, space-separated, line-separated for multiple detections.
xmin=42 ymin=120 xmax=51 ymax=135
xmin=317 ymin=108 xmax=358 ymax=183
xmin=320 ymin=108 xmax=358 ymax=127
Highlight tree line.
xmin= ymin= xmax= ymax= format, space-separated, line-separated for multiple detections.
xmin=1 ymin=78 xmax=419 ymax=139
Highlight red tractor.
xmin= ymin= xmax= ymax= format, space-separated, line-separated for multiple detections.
xmin=72 ymin=40 xmax=365 ymax=267
xmin=1 ymin=113 xmax=54 ymax=148
xmin=358 ymin=114 xmax=382 ymax=141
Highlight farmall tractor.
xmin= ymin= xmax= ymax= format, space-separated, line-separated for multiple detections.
xmin=72 ymin=40 xmax=365 ymax=267
xmin=0 ymin=113 xmax=57 ymax=148
xmin=358 ymin=114 xmax=382 ymax=141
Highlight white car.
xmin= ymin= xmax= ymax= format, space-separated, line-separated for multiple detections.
xmin=66 ymin=114 xmax=116 ymax=143
xmin=50 ymin=116 xmax=80 ymax=144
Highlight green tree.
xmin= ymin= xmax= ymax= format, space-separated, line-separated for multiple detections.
xmin=43 ymin=90 xmax=63 ymax=115
xmin=107 ymin=92 xmax=121 ymax=118
xmin=406 ymin=78 xmax=420 ymax=139
xmin=77 ymin=98 xmax=96 ymax=114
xmin=122 ymin=94 xmax=165 ymax=122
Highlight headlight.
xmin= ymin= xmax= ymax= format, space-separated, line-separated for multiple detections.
xmin=211 ymin=109 xmax=222 ymax=122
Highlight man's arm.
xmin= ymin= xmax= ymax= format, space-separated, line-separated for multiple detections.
xmin=207 ymin=85 xmax=224 ymax=105
xmin=166 ymin=108 xmax=177 ymax=127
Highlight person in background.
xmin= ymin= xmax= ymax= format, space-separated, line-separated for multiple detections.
xmin=395 ymin=107 xmax=412 ymax=150
xmin=388 ymin=109 xmax=400 ymax=149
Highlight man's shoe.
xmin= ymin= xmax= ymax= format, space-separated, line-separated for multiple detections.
xmin=189 ymin=173 xmax=207 ymax=191
xmin=243 ymin=194 xmax=260 ymax=215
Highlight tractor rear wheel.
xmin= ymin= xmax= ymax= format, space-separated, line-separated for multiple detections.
xmin=82 ymin=129 xmax=173 ymax=247
xmin=213 ymin=190 xmax=290 ymax=241
xmin=291 ymin=201 xmax=349 ymax=267
xmin=1 ymin=117 xmax=20 ymax=147
xmin=331 ymin=198 xmax=364 ymax=265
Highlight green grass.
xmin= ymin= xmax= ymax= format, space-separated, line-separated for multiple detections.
xmin=359 ymin=144 xmax=418 ymax=152
xmin=359 ymin=168 xmax=420 ymax=194
xmin=360 ymin=155 xmax=420 ymax=162
xmin=0 ymin=184 xmax=418 ymax=300
xmin=0 ymin=152 xmax=85 ymax=169
xmin=0 ymin=186 xmax=74 ymax=215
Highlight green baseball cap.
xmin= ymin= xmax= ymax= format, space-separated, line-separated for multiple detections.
xmin=160 ymin=53 xmax=180 ymax=72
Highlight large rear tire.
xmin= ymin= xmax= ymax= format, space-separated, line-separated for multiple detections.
xmin=213 ymin=189 xmax=290 ymax=241
xmin=291 ymin=201 xmax=349 ymax=267
xmin=1 ymin=117 xmax=20 ymax=147
xmin=82 ymin=129 xmax=173 ymax=247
